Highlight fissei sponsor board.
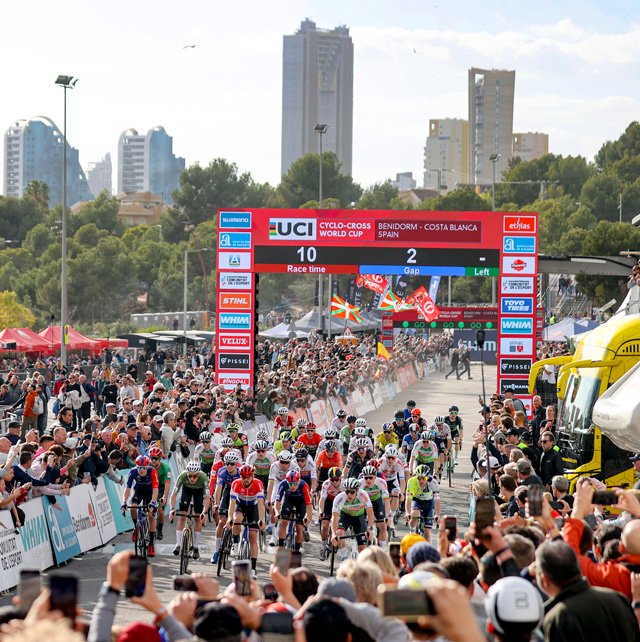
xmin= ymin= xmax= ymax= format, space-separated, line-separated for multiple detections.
xmin=500 ymin=358 xmax=533 ymax=376
xmin=218 ymin=353 xmax=251 ymax=370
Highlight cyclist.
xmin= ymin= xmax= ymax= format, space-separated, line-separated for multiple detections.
xmin=169 ymin=459 xmax=210 ymax=560
xmin=349 ymin=426 xmax=373 ymax=453
xmin=409 ymin=407 xmax=428 ymax=431
xmin=273 ymin=431 xmax=293 ymax=457
xmin=226 ymin=423 xmax=248 ymax=461
xmin=409 ymin=431 xmax=439 ymax=477
xmin=444 ymin=405 xmax=463 ymax=465
xmin=405 ymin=464 xmax=440 ymax=541
xmin=250 ymin=429 xmax=272 ymax=451
xmin=266 ymin=450 xmax=300 ymax=546
xmin=211 ymin=450 xmax=241 ymax=564
xmin=297 ymin=422 xmax=322 ymax=458
xmin=227 ymin=464 xmax=266 ymax=578
xmin=246 ymin=439 xmax=275 ymax=492
xmin=331 ymin=409 xmax=348 ymax=431
xmin=403 ymin=400 xmax=417 ymax=420
xmin=194 ymin=431 xmax=217 ymax=476
xmin=272 ymin=406 xmax=294 ymax=442
xmin=294 ymin=448 xmax=317 ymax=493
xmin=359 ymin=465 xmax=391 ymax=549
xmin=122 ymin=455 xmax=159 ymax=557
xmin=392 ymin=410 xmax=411 ymax=442
xmin=315 ymin=439 xmax=343 ymax=483
xmin=340 ymin=415 xmax=357 ymax=455
xmin=318 ymin=467 xmax=344 ymax=560
xmin=149 ymin=447 xmax=171 ymax=541
xmin=274 ymin=470 xmax=312 ymax=552
xmin=290 ymin=417 xmax=308 ymax=442
xmin=431 ymin=416 xmax=452 ymax=478
xmin=375 ymin=423 xmax=399 ymax=456
xmin=331 ymin=477 xmax=374 ymax=558
xmin=317 ymin=426 xmax=340 ymax=454
xmin=400 ymin=424 xmax=421 ymax=457
xmin=344 ymin=438 xmax=374 ymax=479
xmin=377 ymin=444 xmax=406 ymax=524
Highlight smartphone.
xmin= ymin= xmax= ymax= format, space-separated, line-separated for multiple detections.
xmin=528 ymin=486 xmax=543 ymax=517
xmin=378 ymin=586 xmax=435 ymax=622
xmin=125 ymin=556 xmax=148 ymax=598
xmin=261 ymin=611 xmax=294 ymax=642
xmin=444 ymin=515 xmax=457 ymax=542
xmin=49 ymin=573 xmax=78 ymax=620
xmin=592 ymin=490 xmax=619 ymax=505
xmin=173 ymin=575 xmax=197 ymax=591
xmin=232 ymin=559 xmax=252 ymax=597
xmin=474 ymin=497 xmax=496 ymax=533
xmin=289 ymin=551 xmax=302 ymax=569
xmin=263 ymin=582 xmax=279 ymax=602
xmin=18 ymin=569 xmax=41 ymax=612
xmin=274 ymin=547 xmax=290 ymax=575
xmin=389 ymin=542 xmax=401 ymax=569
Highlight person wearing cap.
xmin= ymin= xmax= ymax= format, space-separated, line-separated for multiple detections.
xmin=486 ymin=576 xmax=543 ymax=641
xmin=5 ymin=421 xmax=22 ymax=446
xmin=629 ymin=454 xmax=640 ymax=489
xmin=503 ymin=387 xmax=526 ymax=414
xmin=516 ymin=458 xmax=544 ymax=487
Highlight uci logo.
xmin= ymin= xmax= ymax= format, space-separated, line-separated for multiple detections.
xmin=269 ymin=218 xmax=317 ymax=240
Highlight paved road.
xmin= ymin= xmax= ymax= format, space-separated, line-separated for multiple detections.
xmin=3 ymin=362 xmax=495 ymax=626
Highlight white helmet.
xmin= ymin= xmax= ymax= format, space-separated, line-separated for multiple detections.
xmin=354 ymin=427 xmax=367 ymax=437
xmin=221 ymin=437 xmax=234 ymax=448
xmin=434 ymin=416 xmax=446 ymax=425
xmin=385 ymin=444 xmax=398 ymax=457
xmin=354 ymin=438 xmax=370 ymax=449
xmin=355 ymin=418 xmax=367 ymax=428
xmin=296 ymin=418 xmax=308 ymax=427
xmin=325 ymin=427 xmax=338 ymax=439
xmin=186 ymin=460 xmax=201 ymax=473
xmin=343 ymin=477 xmax=361 ymax=490
xmin=277 ymin=406 xmax=289 ymax=415
xmin=224 ymin=451 xmax=241 ymax=464
xmin=199 ymin=431 xmax=212 ymax=441
xmin=421 ymin=431 xmax=431 ymax=441
xmin=256 ymin=430 xmax=269 ymax=441
xmin=279 ymin=450 xmax=293 ymax=462
xmin=254 ymin=440 xmax=270 ymax=451
xmin=486 ymin=577 xmax=544 ymax=635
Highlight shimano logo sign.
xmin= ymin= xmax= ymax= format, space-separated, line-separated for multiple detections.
xmin=269 ymin=218 xmax=317 ymax=240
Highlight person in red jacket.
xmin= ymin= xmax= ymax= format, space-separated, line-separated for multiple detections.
xmin=562 ymin=478 xmax=640 ymax=600
xmin=21 ymin=384 xmax=39 ymax=437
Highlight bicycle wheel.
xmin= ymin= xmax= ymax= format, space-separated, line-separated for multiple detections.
xmin=217 ymin=529 xmax=232 ymax=577
xmin=136 ymin=516 xmax=148 ymax=558
xmin=284 ymin=520 xmax=295 ymax=551
xmin=329 ymin=544 xmax=337 ymax=576
xmin=180 ymin=527 xmax=192 ymax=575
xmin=258 ymin=528 xmax=266 ymax=553
xmin=447 ymin=455 xmax=453 ymax=487
xmin=239 ymin=532 xmax=250 ymax=561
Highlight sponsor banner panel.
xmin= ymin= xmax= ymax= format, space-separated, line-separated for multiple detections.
xmin=67 ymin=483 xmax=102 ymax=552
xmin=219 ymin=211 xmax=252 ymax=229
xmin=501 ymin=256 xmax=536 ymax=275
xmin=43 ymin=495 xmax=82 ymax=563
xmin=19 ymin=499 xmax=54 ymax=571
xmin=90 ymin=478 xmax=118 ymax=544
xmin=105 ymin=472 xmax=135 ymax=534
xmin=217 ymin=333 xmax=252 ymax=352
xmin=0 ymin=510 xmax=26 ymax=591
xmin=503 ymin=236 xmax=536 ymax=254
xmin=216 ymin=372 xmax=252 ymax=389
xmin=500 ymin=317 xmax=534 ymax=335
xmin=218 ymin=353 xmax=251 ymax=370
xmin=503 ymin=215 xmax=537 ymax=234
xmin=218 ymin=232 xmax=252 ymax=249
xmin=218 ymin=252 xmax=252 ymax=271
xmin=219 ymin=272 xmax=253 ymax=290
xmin=499 ymin=337 xmax=533 ymax=355
xmin=218 ymin=313 xmax=252 ymax=330
xmin=500 ymin=277 xmax=535 ymax=295
xmin=500 ymin=297 xmax=534 ymax=315
xmin=218 ymin=291 xmax=252 ymax=311
xmin=498 ymin=378 xmax=530 ymax=396
xmin=499 ymin=358 xmax=533 ymax=376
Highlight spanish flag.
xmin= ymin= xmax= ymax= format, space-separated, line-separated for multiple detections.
xmin=377 ymin=342 xmax=390 ymax=359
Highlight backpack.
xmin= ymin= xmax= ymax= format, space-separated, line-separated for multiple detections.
xmin=32 ymin=395 xmax=44 ymax=415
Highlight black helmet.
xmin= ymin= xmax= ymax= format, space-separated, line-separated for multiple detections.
xmin=346 ymin=415 xmax=357 ymax=424
xmin=449 ymin=405 xmax=459 ymax=412
xmin=406 ymin=400 xmax=416 ymax=407
xmin=394 ymin=410 xmax=405 ymax=419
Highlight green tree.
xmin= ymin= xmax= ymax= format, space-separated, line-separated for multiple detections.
xmin=23 ymin=180 xmax=50 ymax=210
xmin=356 ymin=182 xmax=408 ymax=210
xmin=68 ymin=192 xmax=124 ymax=236
xmin=0 ymin=196 xmax=43 ymax=242
xmin=0 ymin=291 xmax=35 ymax=327
xmin=596 ymin=121 xmax=640 ymax=175
xmin=419 ymin=187 xmax=491 ymax=211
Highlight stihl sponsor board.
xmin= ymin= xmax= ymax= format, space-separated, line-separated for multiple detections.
xmin=500 ymin=277 xmax=535 ymax=295
xmin=503 ymin=215 xmax=537 ymax=234
xmin=217 ymin=333 xmax=252 ymax=351
xmin=501 ymin=256 xmax=536 ymax=275
xmin=218 ymin=291 xmax=252 ymax=311
xmin=216 ymin=372 xmax=252 ymax=389
xmin=219 ymin=272 xmax=253 ymax=290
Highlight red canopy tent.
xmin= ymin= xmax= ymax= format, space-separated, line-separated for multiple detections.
xmin=38 ymin=326 xmax=99 ymax=351
xmin=93 ymin=337 xmax=129 ymax=349
xmin=0 ymin=327 xmax=51 ymax=352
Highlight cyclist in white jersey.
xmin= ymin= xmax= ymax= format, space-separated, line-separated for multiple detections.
xmin=377 ymin=444 xmax=406 ymax=522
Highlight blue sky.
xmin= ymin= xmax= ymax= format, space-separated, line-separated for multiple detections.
xmin=2 ymin=0 xmax=640 ymax=191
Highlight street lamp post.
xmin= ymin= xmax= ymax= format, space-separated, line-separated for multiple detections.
xmin=183 ymin=248 xmax=211 ymax=356
xmin=55 ymin=75 xmax=78 ymax=368
xmin=314 ymin=124 xmax=329 ymax=335
xmin=476 ymin=329 xmax=490 ymax=488
xmin=489 ymin=153 xmax=501 ymax=212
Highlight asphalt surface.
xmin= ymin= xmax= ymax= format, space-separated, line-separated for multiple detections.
xmin=3 ymin=361 xmax=495 ymax=626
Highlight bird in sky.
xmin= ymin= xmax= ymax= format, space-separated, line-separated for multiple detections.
xmin=183 ymin=44 xmax=197 ymax=49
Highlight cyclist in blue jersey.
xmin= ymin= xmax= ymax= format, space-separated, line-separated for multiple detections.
xmin=274 ymin=470 xmax=313 ymax=552
xmin=122 ymin=455 xmax=159 ymax=557
xmin=211 ymin=450 xmax=241 ymax=564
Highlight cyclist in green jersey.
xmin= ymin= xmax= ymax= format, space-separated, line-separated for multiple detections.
xmin=194 ymin=431 xmax=217 ymax=476
xmin=227 ymin=424 xmax=248 ymax=461
xmin=359 ymin=465 xmax=391 ymax=549
xmin=444 ymin=405 xmax=463 ymax=465
xmin=169 ymin=460 xmax=211 ymax=560
xmin=273 ymin=432 xmax=293 ymax=457
xmin=340 ymin=416 xmax=356 ymax=456
xmin=405 ymin=465 xmax=441 ymax=541
xmin=149 ymin=447 xmax=171 ymax=540
xmin=331 ymin=477 xmax=374 ymax=555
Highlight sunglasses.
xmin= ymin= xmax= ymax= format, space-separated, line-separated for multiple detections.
xmin=345 ymin=490 xmax=357 ymax=495
xmin=151 ymin=457 xmax=161 ymax=461
xmin=226 ymin=463 xmax=237 ymax=466
xmin=257 ymin=449 xmax=266 ymax=453
xmin=364 ymin=476 xmax=375 ymax=480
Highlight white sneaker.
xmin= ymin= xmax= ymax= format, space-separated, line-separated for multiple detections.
xmin=269 ymin=536 xmax=277 ymax=547
xmin=252 ymin=569 xmax=258 ymax=579
xmin=231 ymin=543 xmax=239 ymax=556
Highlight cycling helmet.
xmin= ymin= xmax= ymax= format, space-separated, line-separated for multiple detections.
xmin=415 ymin=465 xmax=431 ymax=477
xmin=286 ymin=470 xmax=301 ymax=484
xmin=362 ymin=465 xmax=377 ymax=476
xmin=421 ymin=431 xmax=431 ymax=441
xmin=280 ymin=431 xmax=292 ymax=441
xmin=382 ymin=422 xmax=393 ymax=432
xmin=227 ymin=423 xmax=240 ymax=432
xmin=148 ymin=447 xmax=163 ymax=458
xmin=385 ymin=444 xmax=398 ymax=457
xmin=295 ymin=448 xmax=309 ymax=459
xmin=355 ymin=427 xmax=367 ymax=437
xmin=325 ymin=427 xmax=338 ymax=439
xmin=411 ymin=408 xmax=422 ymax=416
xmin=136 ymin=455 xmax=151 ymax=468
xmin=406 ymin=400 xmax=416 ymax=408
xmin=277 ymin=406 xmax=288 ymax=415
xmin=199 ymin=431 xmax=212 ymax=441
xmin=394 ymin=410 xmax=405 ymax=420
xmin=409 ymin=424 xmax=419 ymax=432
xmin=239 ymin=464 xmax=253 ymax=478
xmin=367 ymin=458 xmax=381 ymax=470
xmin=346 ymin=415 xmax=357 ymax=424
xmin=343 ymin=477 xmax=360 ymax=490
xmin=185 ymin=459 xmax=201 ymax=473
xmin=486 ymin=577 xmax=544 ymax=636
xmin=328 ymin=467 xmax=342 ymax=479
xmin=256 ymin=430 xmax=269 ymax=441
xmin=224 ymin=451 xmax=241 ymax=464
xmin=221 ymin=437 xmax=234 ymax=447
xmin=337 ymin=409 xmax=347 ymax=418
xmin=434 ymin=416 xmax=445 ymax=425
xmin=279 ymin=450 xmax=293 ymax=462
xmin=355 ymin=418 xmax=367 ymax=428
xmin=254 ymin=440 xmax=270 ymax=451
xmin=296 ymin=418 xmax=308 ymax=427
xmin=324 ymin=440 xmax=336 ymax=452
xmin=306 ymin=422 xmax=316 ymax=431
xmin=449 ymin=405 xmax=459 ymax=413
xmin=354 ymin=438 xmax=370 ymax=449
xmin=292 ymin=441 xmax=305 ymax=452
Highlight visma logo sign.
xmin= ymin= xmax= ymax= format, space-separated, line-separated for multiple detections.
xmin=269 ymin=218 xmax=317 ymax=240
xmin=501 ymin=297 xmax=534 ymax=314
xmin=500 ymin=317 xmax=533 ymax=334
xmin=219 ymin=313 xmax=251 ymax=330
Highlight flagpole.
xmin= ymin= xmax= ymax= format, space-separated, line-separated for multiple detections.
xmin=328 ymin=274 xmax=332 ymax=340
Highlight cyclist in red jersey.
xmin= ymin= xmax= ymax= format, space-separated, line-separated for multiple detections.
xmin=315 ymin=440 xmax=344 ymax=483
xmin=272 ymin=406 xmax=294 ymax=442
xmin=297 ymin=422 xmax=323 ymax=458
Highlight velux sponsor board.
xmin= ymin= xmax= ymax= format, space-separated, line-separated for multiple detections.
xmin=217 ymin=333 xmax=252 ymax=351
xmin=219 ymin=272 xmax=252 ymax=290
xmin=500 ymin=277 xmax=535 ymax=295
xmin=218 ymin=291 xmax=252 ymax=311
xmin=500 ymin=297 xmax=534 ymax=315
xmin=500 ymin=317 xmax=534 ymax=335
xmin=499 ymin=337 xmax=533 ymax=354
xmin=501 ymin=256 xmax=536 ymax=275
xmin=502 ymin=215 xmax=537 ymax=234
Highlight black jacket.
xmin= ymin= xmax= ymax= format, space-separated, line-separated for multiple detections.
xmin=539 ymin=448 xmax=564 ymax=487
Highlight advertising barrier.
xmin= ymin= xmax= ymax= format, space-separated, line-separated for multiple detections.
xmin=43 ymin=495 xmax=82 ymax=564
xmin=19 ymin=500 xmax=54 ymax=570
xmin=90 ymin=478 xmax=118 ymax=544
xmin=67 ymin=483 xmax=103 ymax=552
xmin=0 ymin=509 xmax=27 ymax=592
xmin=105 ymin=472 xmax=135 ymax=534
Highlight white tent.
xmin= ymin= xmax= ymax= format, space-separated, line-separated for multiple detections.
xmin=258 ymin=323 xmax=309 ymax=340
xmin=294 ymin=309 xmax=381 ymax=333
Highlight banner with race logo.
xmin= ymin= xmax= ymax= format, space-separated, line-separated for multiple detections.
xmin=19 ymin=499 xmax=54 ymax=571
xmin=42 ymin=495 xmax=82 ymax=563
xmin=104 ymin=472 xmax=135 ymax=534
xmin=90 ymin=479 xmax=118 ymax=544
xmin=66 ymin=483 xmax=102 ymax=552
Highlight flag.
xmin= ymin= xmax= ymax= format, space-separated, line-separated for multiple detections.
xmin=428 ymin=276 xmax=441 ymax=303
xmin=356 ymin=274 xmax=388 ymax=295
xmin=406 ymin=286 xmax=440 ymax=323
xmin=378 ymin=290 xmax=412 ymax=312
xmin=331 ymin=294 xmax=362 ymax=323
xmin=377 ymin=342 xmax=390 ymax=359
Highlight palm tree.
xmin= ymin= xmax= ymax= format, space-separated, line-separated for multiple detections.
xmin=24 ymin=180 xmax=50 ymax=210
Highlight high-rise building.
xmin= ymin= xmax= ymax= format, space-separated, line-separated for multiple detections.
xmin=512 ymin=132 xmax=549 ymax=162
xmin=3 ymin=116 xmax=92 ymax=206
xmin=281 ymin=19 xmax=354 ymax=176
xmin=392 ymin=172 xmax=416 ymax=191
xmin=117 ymin=126 xmax=184 ymax=203
xmin=87 ymin=153 xmax=112 ymax=197
xmin=423 ymin=118 xmax=469 ymax=192
xmin=468 ymin=67 xmax=515 ymax=185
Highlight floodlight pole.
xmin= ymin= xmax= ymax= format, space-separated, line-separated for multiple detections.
xmin=476 ymin=329 xmax=490 ymax=489
xmin=314 ymin=124 xmax=329 ymax=335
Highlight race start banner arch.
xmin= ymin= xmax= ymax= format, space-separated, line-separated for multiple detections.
xmin=215 ymin=209 xmax=538 ymax=401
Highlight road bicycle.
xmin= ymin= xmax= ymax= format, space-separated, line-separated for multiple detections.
xmin=329 ymin=528 xmax=369 ymax=576
xmin=124 ymin=503 xmax=151 ymax=558
xmin=173 ymin=507 xmax=196 ymax=575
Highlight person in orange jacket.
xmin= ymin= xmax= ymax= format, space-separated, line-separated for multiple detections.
xmin=21 ymin=384 xmax=39 ymax=437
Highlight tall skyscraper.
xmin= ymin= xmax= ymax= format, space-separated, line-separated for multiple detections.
xmin=423 ymin=118 xmax=469 ymax=192
xmin=87 ymin=153 xmax=113 ymax=197
xmin=281 ymin=19 xmax=354 ymax=176
xmin=512 ymin=132 xmax=549 ymax=162
xmin=468 ymin=68 xmax=515 ymax=185
xmin=117 ymin=126 xmax=184 ymax=203
xmin=3 ymin=116 xmax=92 ymax=207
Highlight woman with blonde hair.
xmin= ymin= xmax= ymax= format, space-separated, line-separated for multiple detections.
xmin=358 ymin=545 xmax=397 ymax=578
xmin=336 ymin=559 xmax=383 ymax=605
